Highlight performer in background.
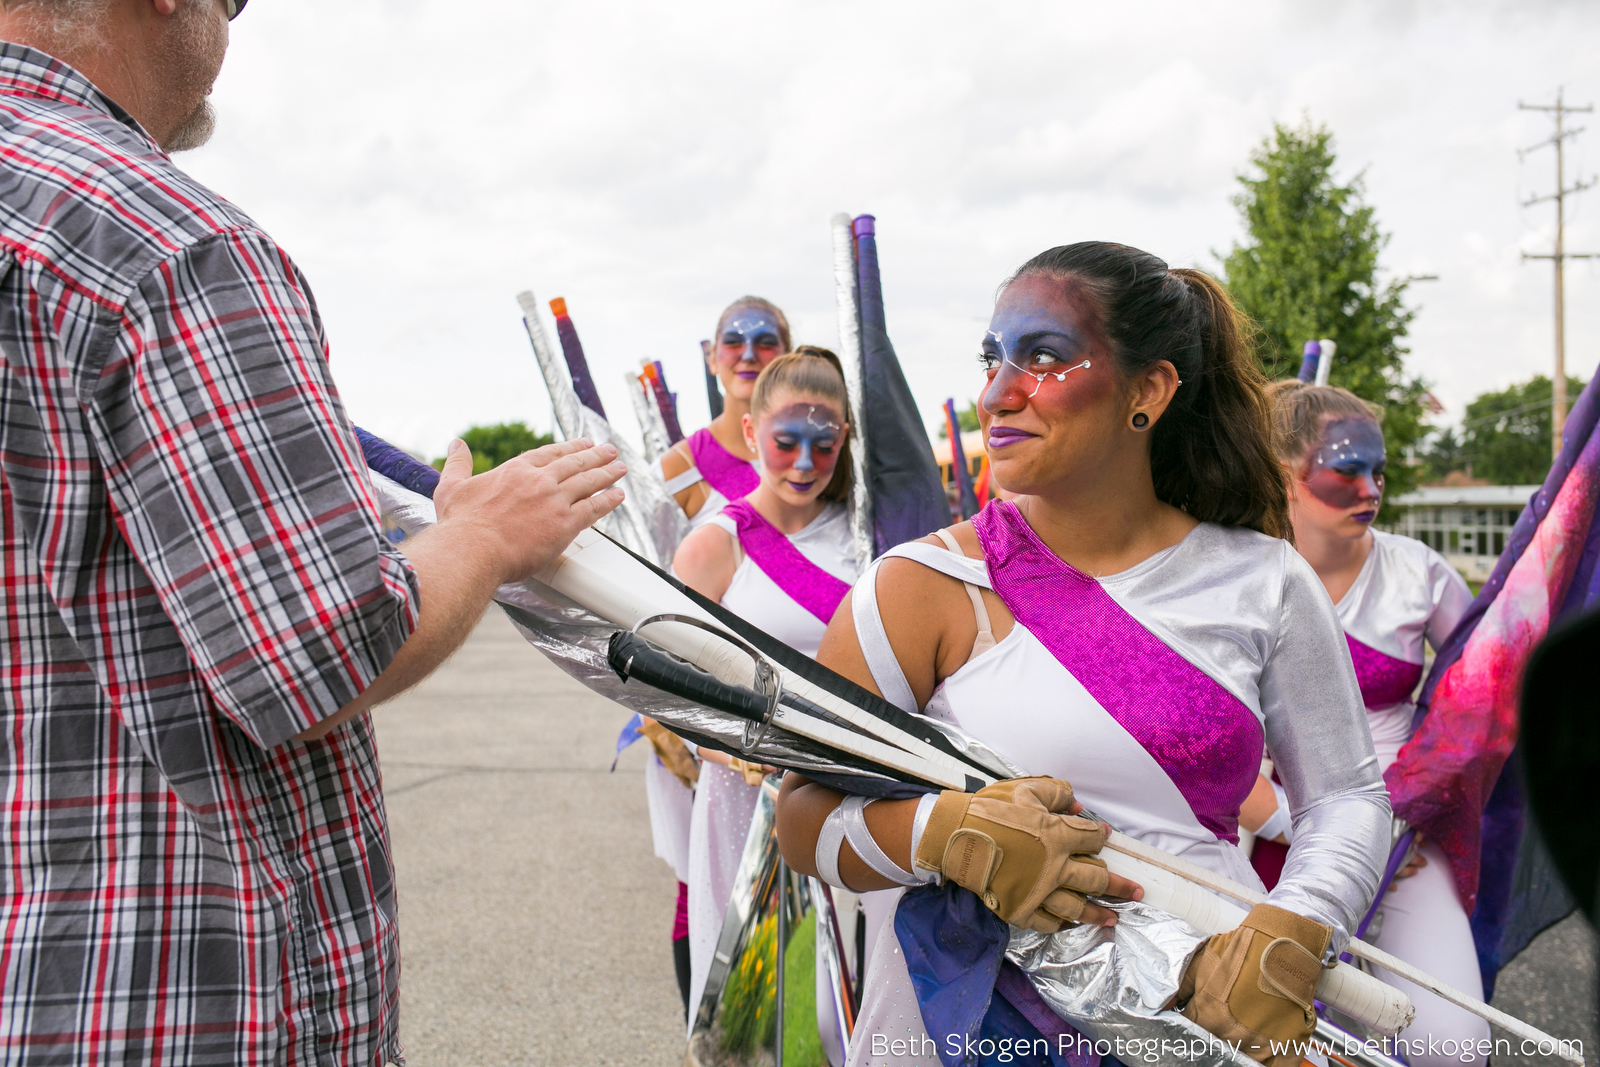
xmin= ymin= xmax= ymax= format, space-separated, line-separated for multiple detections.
xmin=774 ymin=243 xmax=1390 ymax=1066
xmin=640 ymin=295 xmax=787 ymax=1012
xmin=658 ymin=296 xmax=790 ymax=528
xmin=673 ymin=347 xmax=861 ymax=1033
xmin=1239 ymin=381 xmax=1485 ymax=1065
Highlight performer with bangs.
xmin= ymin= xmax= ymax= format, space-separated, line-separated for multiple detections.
xmin=672 ymin=346 xmax=863 ymax=1030
xmin=1239 ymin=381 xmax=1484 ymax=1066
xmin=773 ymin=243 xmax=1392 ymax=1066
xmin=658 ymin=296 xmax=791 ymax=528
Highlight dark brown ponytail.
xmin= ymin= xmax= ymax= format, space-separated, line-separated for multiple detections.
xmin=1010 ymin=244 xmax=1290 ymax=539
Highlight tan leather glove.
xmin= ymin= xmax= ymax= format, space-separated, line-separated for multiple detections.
xmin=912 ymin=776 xmax=1110 ymax=933
xmin=727 ymin=757 xmax=771 ymax=787
xmin=1176 ymin=903 xmax=1331 ymax=1067
xmin=638 ymin=719 xmax=699 ymax=790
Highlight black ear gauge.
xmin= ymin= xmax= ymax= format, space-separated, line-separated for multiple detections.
xmin=1131 ymin=412 xmax=1150 ymax=430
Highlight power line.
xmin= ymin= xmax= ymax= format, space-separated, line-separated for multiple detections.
xmin=1519 ymin=88 xmax=1597 ymax=459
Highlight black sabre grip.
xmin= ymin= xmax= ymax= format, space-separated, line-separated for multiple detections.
xmin=608 ymin=631 xmax=770 ymax=725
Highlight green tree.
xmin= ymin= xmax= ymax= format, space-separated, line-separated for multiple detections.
xmin=431 ymin=422 xmax=553 ymax=475
xmin=1427 ymin=375 xmax=1587 ymax=485
xmin=1223 ymin=120 xmax=1427 ymax=507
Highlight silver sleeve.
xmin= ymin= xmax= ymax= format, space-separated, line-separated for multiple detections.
xmin=1259 ymin=548 xmax=1391 ymax=956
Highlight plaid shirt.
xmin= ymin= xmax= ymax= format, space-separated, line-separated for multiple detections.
xmin=0 ymin=45 xmax=418 ymax=1066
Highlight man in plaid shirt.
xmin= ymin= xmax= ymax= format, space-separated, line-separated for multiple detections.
xmin=0 ymin=2 xmax=628 ymax=1064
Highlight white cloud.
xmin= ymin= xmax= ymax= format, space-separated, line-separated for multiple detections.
xmin=181 ymin=0 xmax=1600 ymax=455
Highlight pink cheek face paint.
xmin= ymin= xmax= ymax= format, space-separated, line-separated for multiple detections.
xmin=1303 ymin=418 xmax=1386 ymax=514
xmin=978 ymin=277 xmax=1108 ymax=447
xmin=758 ymin=402 xmax=844 ymax=492
xmin=717 ymin=309 xmax=784 ymax=381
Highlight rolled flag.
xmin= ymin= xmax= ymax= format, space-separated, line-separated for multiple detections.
xmin=702 ymin=340 xmax=724 ymax=420
xmin=625 ymin=367 xmax=672 ymax=465
xmin=516 ymin=291 xmax=687 ymax=567
xmin=832 ymin=213 xmax=873 ymax=572
xmin=646 ymin=361 xmax=684 ymax=444
xmin=1297 ymin=340 xmax=1321 ymax=383
xmin=1385 ymin=369 xmax=1600 ymax=993
xmin=355 ymin=428 xmax=1587 ymax=1066
xmin=1315 ymin=339 xmax=1336 ymax=387
xmin=852 ymin=214 xmax=950 ymax=555
xmin=549 ymin=296 xmax=607 ymax=420
xmin=944 ymin=398 xmax=980 ymax=521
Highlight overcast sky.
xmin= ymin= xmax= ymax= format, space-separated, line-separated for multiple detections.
xmin=181 ymin=0 xmax=1600 ymax=458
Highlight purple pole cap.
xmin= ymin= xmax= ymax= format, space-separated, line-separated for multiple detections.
xmin=1296 ymin=340 xmax=1321 ymax=383
xmin=852 ymin=214 xmax=876 ymax=239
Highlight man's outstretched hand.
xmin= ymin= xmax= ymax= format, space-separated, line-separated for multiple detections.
xmin=292 ymin=436 xmax=626 ymax=742
xmin=433 ymin=436 xmax=627 ymax=586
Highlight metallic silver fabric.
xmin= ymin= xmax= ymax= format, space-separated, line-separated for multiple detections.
xmin=1101 ymin=524 xmax=1390 ymax=953
xmin=516 ymin=289 xmax=687 ymax=567
xmin=624 ymin=368 xmax=671 ymax=465
xmin=369 ymin=472 xmax=905 ymax=794
xmin=1008 ymin=903 xmax=1258 ymax=1067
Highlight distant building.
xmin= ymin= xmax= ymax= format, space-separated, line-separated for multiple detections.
xmin=1387 ymin=484 xmax=1539 ymax=581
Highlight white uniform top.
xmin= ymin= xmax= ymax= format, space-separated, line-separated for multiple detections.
xmin=844 ymin=521 xmax=1388 ymax=1066
xmin=1334 ymin=529 xmax=1473 ymax=764
xmin=705 ymin=502 xmax=858 ymax=658
xmin=654 ymin=454 xmax=731 ymax=531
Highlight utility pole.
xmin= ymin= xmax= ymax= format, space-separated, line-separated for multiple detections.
xmin=1520 ymin=89 xmax=1597 ymax=459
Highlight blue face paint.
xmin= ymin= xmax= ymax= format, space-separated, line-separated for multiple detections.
xmin=757 ymin=402 xmax=844 ymax=494
xmin=1303 ymin=418 xmax=1386 ymax=517
xmin=718 ymin=308 xmax=784 ymax=381
xmin=978 ymin=297 xmax=1093 ymax=416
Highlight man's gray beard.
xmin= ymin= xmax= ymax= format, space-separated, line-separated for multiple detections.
xmin=163 ymin=98 xmax=215 ymax=153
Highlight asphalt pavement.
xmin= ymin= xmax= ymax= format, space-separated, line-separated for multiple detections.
xmin=377 ymin=609 xmax=1597 ymax=1067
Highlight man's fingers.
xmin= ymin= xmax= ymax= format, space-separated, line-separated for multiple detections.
xmin=572 ymin=485 xmax=626 ymax=527
xmin=543 ymin=442 xmax=620 ymax=482
xmin=555 ymin=461 xmax=628 ymax=505
xmin=519 ymin=438 xmax=597 ymax=467
xmin=437 ymin=438 xmax=473 ymax=489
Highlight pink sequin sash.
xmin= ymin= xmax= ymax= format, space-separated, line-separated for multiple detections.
xmin=1345 ymin=634 xmax=1423 ymax=710
xmin=973 ymin=502 xmax=1263 ymax=842
xmin=687 ymin=427 xmax=759 ymax=501
xmin=721 ymin=500 xmax=850 ymax=625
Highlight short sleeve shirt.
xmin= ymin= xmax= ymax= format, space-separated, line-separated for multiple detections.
xmin=0 ymin=45 xmax=418 ymax=1066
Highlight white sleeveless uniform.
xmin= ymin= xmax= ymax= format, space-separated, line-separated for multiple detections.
xmin=1331 ymin=530 xmax=1485 ymax=1066
xmin=683 ymin=502 xmax=860 ymax=1033
xmin=654 ymin=454 xmax=732 ymax=531
xmin=842 ymin=524 xmax=1387 ymax=1066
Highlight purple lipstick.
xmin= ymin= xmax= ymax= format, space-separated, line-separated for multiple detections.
xmin=988 ymin=426 xmax=1038 ymax=449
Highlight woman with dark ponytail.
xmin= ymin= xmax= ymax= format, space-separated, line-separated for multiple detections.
xmin=773 ymin=242 xmax=1390 ymax=1065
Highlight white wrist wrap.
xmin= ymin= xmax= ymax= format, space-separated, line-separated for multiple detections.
xmin=816 ymin=804 xmax=850 ymax=889
xmin=839 ymin=796 xmax=921 ymax=887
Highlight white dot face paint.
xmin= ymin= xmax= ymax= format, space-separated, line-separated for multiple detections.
xmin=757 ymin=401 xmax=845 ymax=497
xmin=717 ymin=308 xmax=784 ymax=382
xmin=979 ymin=324 xmax=1092 ymax=407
